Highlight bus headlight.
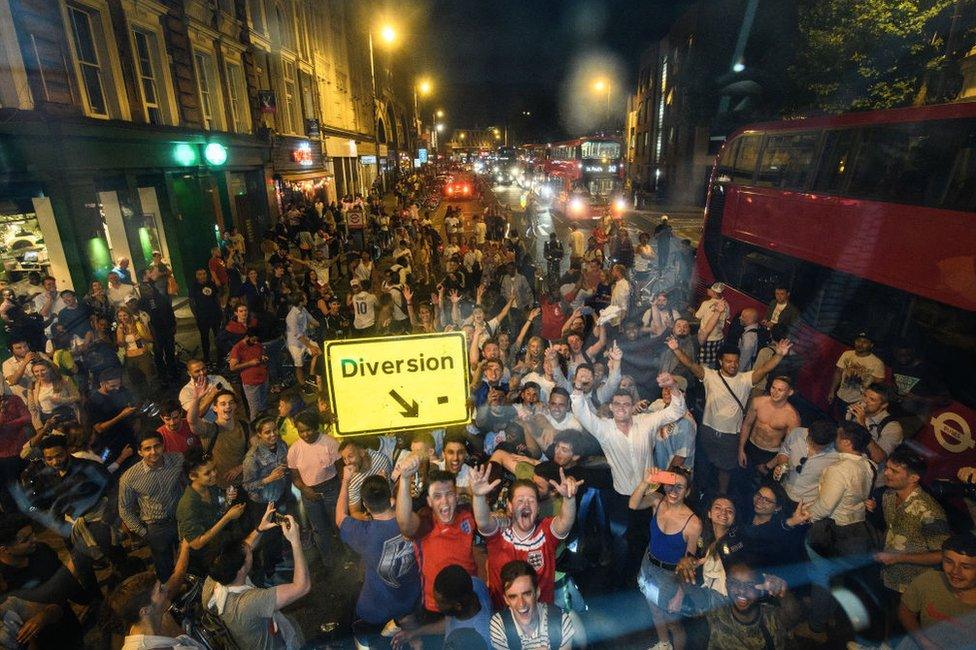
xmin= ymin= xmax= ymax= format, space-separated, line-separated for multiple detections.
xmin=613 ymin=197 xmax=627 ymax=213
xmin=569 ymin=197 xmax=585 ymax=214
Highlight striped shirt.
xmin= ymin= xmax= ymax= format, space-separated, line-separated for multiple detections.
xmin=118 ymin=453 xmax=185 ymax=536
xmin=489 ymin=604 xmax=575 ymax=650
xmin=347 ymin=449 xmax=392 ymax=509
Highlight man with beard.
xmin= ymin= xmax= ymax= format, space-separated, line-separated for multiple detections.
xmin=616 ymin=319 xmax=657 ymax=393
xmin=549 ymin=343 xmax=622 ymax=409
xmin=436 ymin=433 xmax=472 ymax=496
xmin=469 ymin=464 xmax=581 ymax=607
xmin=396 ymin=459 xmax=478 ymax=616
xmin=706 ymin=558 xmax=798 ymax=649
xmin=88 ymin=368 xmax=141 ymax=460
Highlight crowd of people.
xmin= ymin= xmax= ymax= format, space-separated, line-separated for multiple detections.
xmin=0 ymin=164 xmax=971 ymax=650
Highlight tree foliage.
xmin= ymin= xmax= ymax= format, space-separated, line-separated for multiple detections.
xmin=789 ymin=0 xmax=960 ymax=113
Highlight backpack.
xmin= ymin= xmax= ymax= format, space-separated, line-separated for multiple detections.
xmin=498 ymin=604 xmax=563 ymax=650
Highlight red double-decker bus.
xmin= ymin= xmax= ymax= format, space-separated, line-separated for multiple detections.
xmin=544 ymin=136 xmax=624 ymax=219
xmin=695 ymin=102 xmax=976 ymax=482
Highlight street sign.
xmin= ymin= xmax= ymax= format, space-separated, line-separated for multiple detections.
xmin=324 ymin=332 xmax=470 ymax=437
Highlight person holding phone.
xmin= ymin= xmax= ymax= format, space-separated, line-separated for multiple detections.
xmin=630 ymin=466 xmax=701 ymax=650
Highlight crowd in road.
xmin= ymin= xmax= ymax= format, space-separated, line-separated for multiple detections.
xmin=0 ymin=164 xmax=971 ymax=650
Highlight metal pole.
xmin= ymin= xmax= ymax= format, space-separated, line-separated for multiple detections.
xmin=368 ymin=31 xmax=382 ymax=192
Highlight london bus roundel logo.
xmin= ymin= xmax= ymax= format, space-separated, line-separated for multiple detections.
xmin=930 ymin=412 xmax=974 ymax=454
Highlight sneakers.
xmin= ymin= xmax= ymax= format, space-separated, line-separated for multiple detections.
xmin=648 ymin=642 xmax=673 ymax=650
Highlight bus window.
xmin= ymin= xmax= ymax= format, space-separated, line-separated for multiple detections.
xmin=940 ymin=122 xmax=976 ymax=212
xmin=739 ymin=250 xmax=793 ymax=303
xmin=756 ymin=132 xmax=819 ymax=190
xmin=813 ymin=129 xmax=857 ymax=193
xmin=715 ymin=138 xmax=738 ymax=180
xmin=731 ymin=135 xmax=760 ymax=184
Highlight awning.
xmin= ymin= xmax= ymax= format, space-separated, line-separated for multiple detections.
xmin=278 ymin=170 xmax=333 ymax=182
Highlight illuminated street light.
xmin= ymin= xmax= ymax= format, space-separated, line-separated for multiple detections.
xmin=459 ymin=132 xmax=466 ymax=140
xmin=436 ymin=109 xmax=444 ymax=118
xmin=436 ymin=123 xmax=445 ymax=132
xmin=733 ymin=61 xmax=745 ymax=73
xmin=379 ymin=24 xmax=397 ymax=45
xmin=418 ymin=79 xmax=432 ymax=95
xmin=593 ymin=79 xmax=607 ymax=93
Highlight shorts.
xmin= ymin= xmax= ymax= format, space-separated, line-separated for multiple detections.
xmin=287 ymin=344 xmax=308 ymax=366
xmin=698 ymin=425 xmax=739 ymax=471
xmin=638 ymin=553 xmax=682 ymax=609
xmin=745 ymin=440 xmax=778 ymax=469
xmin=698 ymin=339 xmax=723 ymax=369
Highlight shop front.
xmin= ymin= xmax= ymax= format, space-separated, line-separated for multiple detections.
xmin=273 ymin=135 xmax=335 ymax=211
xmin=0 ymin=117 xmax=270 ymax=293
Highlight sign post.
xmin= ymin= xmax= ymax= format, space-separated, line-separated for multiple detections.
xmin=324 ymin=332 xmax=470 ymax=437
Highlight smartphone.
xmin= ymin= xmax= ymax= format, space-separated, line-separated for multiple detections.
xmin=647 ymin=469 xmax=680 ymax=485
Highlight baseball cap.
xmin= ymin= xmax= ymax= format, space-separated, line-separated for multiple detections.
xmin=855 ymin=331 xmax=872 ymax=342
xmin=350 ymin=278 xmax=361 ymax=288
xmin=709 ymin=282 xmax=725 ymax=294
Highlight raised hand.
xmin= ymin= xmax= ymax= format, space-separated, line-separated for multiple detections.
xmin=257 ymin=502 xmax=279 ymax=531
xmin=449 ymin=290 xmax=461 ymax=304
xmin=607 ymin=341 xmax=623 ymax=363
xmin=774 ymin=339 xmax=793 ymax=356
xmin=665 ymin=336 xmax=679 ymax=351
xmin=656 ymin=372 xmax=677 ymax=389
xmin=758 ymin=573 xmax=788 ymax=598
xmin=402 ymin=285 xmax=413 ymax=302
xmin=469 ymin=464 xmax=500 ymax=497
xmin=224 ymin=502 xmax=246 ymax=522
xmin=399 ymin=453 xmax=422 ymax=479
xmin=549 ymin=467 xmax=584 ymax=499
xmin=528 ymin=307 xmax=541 ymax=321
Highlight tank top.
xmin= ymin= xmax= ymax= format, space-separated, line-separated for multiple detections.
xmin=649 ymin=510 xmax=693 ymax=564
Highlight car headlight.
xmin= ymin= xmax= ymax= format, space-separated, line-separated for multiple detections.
xmin=614 ymin=198 xmax=627 ymax=212
xmin=569 ymin=197 xmax=585 ymax=213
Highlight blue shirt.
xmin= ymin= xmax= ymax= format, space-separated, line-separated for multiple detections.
xmin=339 ymin=517 xmax=421 ymax=625
xmin=241 ymin=441 xmax=289 ymax=504
xmin=444 ymin=577 xmax=493 ymax=647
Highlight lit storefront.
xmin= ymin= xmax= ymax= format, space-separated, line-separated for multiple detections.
xmin=273 ymin=136 xmax=335 ymax=210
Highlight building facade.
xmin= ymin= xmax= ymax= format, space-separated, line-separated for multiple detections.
xmin=0 ymin=0 xmax=415 ymax=294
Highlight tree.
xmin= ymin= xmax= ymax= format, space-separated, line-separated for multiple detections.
xmin=788 ymin=0 xmax=962 ymax=113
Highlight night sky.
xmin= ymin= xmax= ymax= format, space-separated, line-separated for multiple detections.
xmin=411 ymin=0 xmax=696 ymax=142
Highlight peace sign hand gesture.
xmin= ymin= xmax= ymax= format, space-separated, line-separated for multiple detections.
xmin=469 ymin=464 xmax=500 ymax=497
xmin=549 ymin=467 xmax=584 ymax=499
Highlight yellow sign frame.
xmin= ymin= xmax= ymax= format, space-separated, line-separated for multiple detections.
xmin=324 ymin=331 xmax=471 ymax=437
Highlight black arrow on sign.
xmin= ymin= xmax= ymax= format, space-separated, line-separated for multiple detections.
xmin=389 ymin=389 xmax=419 ymax=418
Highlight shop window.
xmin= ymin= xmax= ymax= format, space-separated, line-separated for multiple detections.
xmin=0 ymin=202 xmax=51 ymax=291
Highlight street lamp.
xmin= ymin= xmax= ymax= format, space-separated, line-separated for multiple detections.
xmin=368 ymin=22 xmax=398 ymax=190
xmin=436 ymin=109 xmax=444 ymax=118
xmin=593 ymin=78 xmax=611 ymax=125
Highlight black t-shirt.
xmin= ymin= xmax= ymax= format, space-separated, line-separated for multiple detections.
xmin=0 ymin=543 xmax=62 ymax=592
xmin=87 ymin=388 xmax=137 ymax=455
xmin=189 ymin=281 xmax=222 ymax=323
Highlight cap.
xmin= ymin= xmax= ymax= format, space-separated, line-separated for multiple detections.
xmin=855 ymin=331 xmax=872 ymax=342
xmin=350 ymin=278 xmax=361 ymax=287
xmin=709 ymin=282 xmax=725 ymax=294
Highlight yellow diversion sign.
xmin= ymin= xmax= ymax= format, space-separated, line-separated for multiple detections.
xmin=324 ymin=332 xmax=471 ymax=437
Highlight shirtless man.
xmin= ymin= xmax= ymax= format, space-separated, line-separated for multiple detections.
xmin=737 ymin=376 xmax=801 ymax=474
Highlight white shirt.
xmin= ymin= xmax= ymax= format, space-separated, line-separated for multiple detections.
xmin=701 ymin=368 xmax=753 ymax=434
xmin=121 ymin=634 xmax=206 ymax=650
xmin=569 ymin=230 xmax=586 ymax=258
xmin=2 ymin=356 xmax=31 ymax=400
xmin=285 ymin=306 xmax=311 ymax=347
xmin=474 ymin=221 xmax=487 ymax=244
xmin=107 ymin=283 xmax=139 ymax=308
xmin=571 ymin=389 xmax=687 ymax=495
xmin=769 ymin=302 xmax=787 ymax=324
xmin=179 ymin=374 xmax=231 ymax=414
xmin=609 ymin=278 xmax=631 ymax=323
xmin=695 ymin=298 xmax=728 ymax=343
xmin=351 ymin=291 xmax=377 ymax=329
xmin=806 ymin=452 xmax=875 ymax=526
xmin=353 ymin=262 xmax=373 ymax=284
xmin=834 ymin=350 xmax=885 ymax=404
xmin=778 ymin=427 xmax=839 ymax=504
